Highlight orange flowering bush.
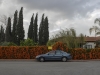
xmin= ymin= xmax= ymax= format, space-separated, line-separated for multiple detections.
xmin=1 ymin=43 xmax=100 ymax=59
xmin=71 ymin=48 xmax=86 ymax=60
xmin=52 ymin=41 xmax=68 ymax=52
xmin=70 ymin=48 xmax=100 ymax=60
xmin=90 ymin=48 xmax=100 ymax=59
xmin=0 ymin=46 xmax=48 ymax=59
xmin=52 ymin=42 xmax=100 ymax=60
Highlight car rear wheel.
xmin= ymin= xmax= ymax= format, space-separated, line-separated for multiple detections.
xmin=62 ymin=57 xmax=67 ymax=62
xmin=39 ymin=57 xmax=45 ymax=62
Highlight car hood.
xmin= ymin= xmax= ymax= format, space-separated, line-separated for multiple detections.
xmin=36 ymin=54 xmax=47 ymax=57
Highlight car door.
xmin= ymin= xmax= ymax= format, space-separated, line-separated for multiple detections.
xmin=54 ymin=50 xmax=63 ymax=60
xmin=45 ymin=50 xmax=56 ymax=60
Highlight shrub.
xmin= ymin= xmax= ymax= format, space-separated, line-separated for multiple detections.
xmin=8 ymin=42 xmax=17 ymax=46
xmin=20 ymin=38 xmax=35 ymax=46
xmin=52 ymin=41 xmax=68 ymax=52
xmin=0 ymin=42 xmax=10 ymax=46
xmin=46 ymin=40 xmax=55 ymax=46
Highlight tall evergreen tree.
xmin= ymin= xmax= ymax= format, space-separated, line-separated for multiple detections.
xmin=28 ymin=14 xmax=34 ymax=39
xmin=0 ymin=25 xmax=5 ymax=43
xmin=39 ymin=14 xmax=49 ymax=45
xmin=5 ymin=17 xmax=12 ymax=42
xmin=12 ymin=10 xmax=18 ymax=44
xmin=44 ymin=17 xmax=49 ymax=45
xmin=34 ymin=13 xmax=38 ymax=43
xmin=39 ymin=14 xmax=44 ymax=45
xmin=17 ymin=7 xmax=25 ymax=45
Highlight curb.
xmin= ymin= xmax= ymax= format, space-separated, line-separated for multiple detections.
xmin=0 ymin=59 xmax=36 ymax=61
xmin=0 ymin=59 xmax=100 ymax=62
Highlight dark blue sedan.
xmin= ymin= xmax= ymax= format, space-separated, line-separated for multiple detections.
xmin=36 ymin=50 xmax=72 ymax=62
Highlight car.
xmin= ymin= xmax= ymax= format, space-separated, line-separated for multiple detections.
xmin=36 ymin=50 xmax=72 ymax=62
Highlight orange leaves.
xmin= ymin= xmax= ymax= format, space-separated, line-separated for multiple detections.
xmin=0 ymin=46 xmax=48 ymax=59
xmin=52 ymin=41 xmax=68 ymax=52
xmin=71 ymin=48 xmax=100 ymax=60
xmin=52 ymin=42 xmax=100 ymax=60
xmin=0 ymin=42 xmax=100 ymax=60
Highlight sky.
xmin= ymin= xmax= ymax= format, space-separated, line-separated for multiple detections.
xmin=0 ymin=0 xmax=100 ymax=39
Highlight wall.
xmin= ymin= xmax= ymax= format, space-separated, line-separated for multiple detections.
xmin=83 ymin=42 xmax=96 ymax=49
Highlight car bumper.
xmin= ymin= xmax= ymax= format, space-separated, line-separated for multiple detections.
xmin=67 ymin=56 xmax=72 ymax=60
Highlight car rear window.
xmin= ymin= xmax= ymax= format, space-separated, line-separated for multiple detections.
xmin=55 ymin=50 xmax=62 ymax=54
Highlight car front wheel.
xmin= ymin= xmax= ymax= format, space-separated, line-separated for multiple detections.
xmin=62 ymin=57 xmax=67 ymax=62
xmin=39 ymin=57 xmax=45 ymax=62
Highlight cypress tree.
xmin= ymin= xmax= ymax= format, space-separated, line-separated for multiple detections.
xmin=5 ymin=17 xmax=12 ymax=42
xmin=0 ymin=25 xmax=5 ymax=43
xmin=39 ymin=14 xmax=44 ymax=45
xmin=44 ymin=17 xmax=49 ymax=45
xmin=34 ymin=13 xmax=38 ymax=43
xmin=28 ymin=14 xmax=34 ymax=39
xmin=17 ymin=7 xmax=25 ymax=45
xmin=12 ymin=10 xmax=18 ymax=44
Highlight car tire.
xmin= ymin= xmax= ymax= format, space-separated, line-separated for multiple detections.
xmin=39 ymin=57 xmax=45 ymax=62
xmin=62 ymin=57 xmax=67 ymax=62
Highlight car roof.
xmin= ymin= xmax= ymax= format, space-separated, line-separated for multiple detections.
xmin=54 ymin=50 xmax=64 ymax=52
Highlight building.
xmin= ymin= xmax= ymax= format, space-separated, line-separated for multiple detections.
xmin=83 ymin=37 xmax=100 ymax=49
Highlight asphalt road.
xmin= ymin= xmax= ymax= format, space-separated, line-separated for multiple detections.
xmin=0 ymin=59 xmax=100 ymax=75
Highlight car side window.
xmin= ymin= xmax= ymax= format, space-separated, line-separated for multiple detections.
xmin=55 ymin=51 xmax=62 ymax=55
xmin=48 ymin=51 xmax=55 ymax=55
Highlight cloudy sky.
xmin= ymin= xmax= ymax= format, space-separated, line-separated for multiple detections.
xmin=0 ymin=0 xmax=100 ymax=39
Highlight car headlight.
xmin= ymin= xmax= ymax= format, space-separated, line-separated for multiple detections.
xmin=36 ymin=55 xmax=40 ymax=58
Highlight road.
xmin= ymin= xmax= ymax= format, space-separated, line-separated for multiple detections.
xmin=0 ymin=59 xmax=100 ymax=75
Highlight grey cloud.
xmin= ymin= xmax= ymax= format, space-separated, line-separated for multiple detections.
xmin=0 ymin=0 xmax=3 ymax=5
xmin=16 ymin=0 xmax=100 ymax=19
xmin=1 ymin=0 xmax=99 ymax=38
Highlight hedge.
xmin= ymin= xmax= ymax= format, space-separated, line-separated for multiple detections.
xmin=0 ymin=46 xmax=48 ymax=59
xmin=0 ymin=42 xmax=100 ymax=59
xmin=52 ymin=42 xmax=100 ymax=60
